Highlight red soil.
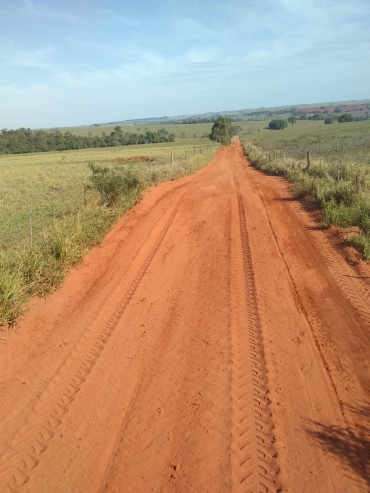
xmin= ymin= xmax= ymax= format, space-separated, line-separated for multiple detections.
xmin=298 ymin=104 xmax=367 ymax=114
xmin=114 ymin=156 xmax=154 ymax=162
xmin=0 ymin=139 xmax=369 ymax=492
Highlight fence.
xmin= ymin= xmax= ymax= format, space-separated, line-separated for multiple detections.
xmin=0 ymin=144 xmax=217 ymax=252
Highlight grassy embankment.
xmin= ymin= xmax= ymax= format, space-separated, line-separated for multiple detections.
xmin=0 ymin=138 xmax=218 ymax=326
xmin=242 ymin=120 xmax=370 ymax=259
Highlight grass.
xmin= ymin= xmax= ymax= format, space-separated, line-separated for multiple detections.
xmin=0 ymin=139 xmax=218 ymax=325
xmin=242 ymin=120 xmax=370 ymax=260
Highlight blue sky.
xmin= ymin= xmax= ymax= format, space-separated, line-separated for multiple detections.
xmin=1 ymin=0 xmax=370 ymax=129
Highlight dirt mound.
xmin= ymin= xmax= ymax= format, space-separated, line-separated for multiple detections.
xmin=114 ymin=156 xmax=154 ymax=162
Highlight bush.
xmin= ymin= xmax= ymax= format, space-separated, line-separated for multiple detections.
xmin=88 ymin=163 xmax=142 ymax=206
xmin=268 ymin=119 xmax=288 ymax=130
xmin=324 ymin=117 xmax=333 ymax=124
xmin=338 ymin=113 xmax=354 ymax=123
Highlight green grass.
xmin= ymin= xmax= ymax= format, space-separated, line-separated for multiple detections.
xmin=0 ymin=140 xmax=218 ymax=325
xmin=0 ymin=139 xmax=214 ymax=249
xmin=242 ymin=120 xmax=370 ymax=260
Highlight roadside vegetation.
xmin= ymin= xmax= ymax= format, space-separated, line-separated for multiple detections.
xmin=242 ymin=120 xmax=370 ymax=260
xmin=0 ymin=141 xmax=217 ymax=326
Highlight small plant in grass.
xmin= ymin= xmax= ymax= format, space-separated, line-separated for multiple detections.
xmin=0 ymin=266 xmax=25 ymax=325
xmin=88 ymin=163 xmax=142 ymax=206
xmin=345 ymin=235 xmax=370 ymax=260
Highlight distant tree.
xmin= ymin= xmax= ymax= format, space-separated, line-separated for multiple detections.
xmin=324 ymin=117 xmax=333 ymax=124
xmin=268 ymin=119 xmax=288 ymax=130
xmin=231 ymin=125 xmax=242 ymax=135
xmin=299 ymin=114 xmax=308 ymax=120
xmin=338 ymin=113 xmax=354 ymax=123
xmin=114 ymin=125 xmax=122 ymax=133
xmin=312 ymin=113 xmax=324 ymax=120
xmin=334 ymin=107 xmax=342 ymax=113
xmin=287 ymin=116 xmax=297 ymax=127
xmin=209 ymin=117 xmax=233 ymax=145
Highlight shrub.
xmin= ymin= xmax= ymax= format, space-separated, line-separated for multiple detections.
xmin=268 ymin=119 xmax=288 ymax=130
xmin=338 ymin=113 xmax=354 ymax=123
xmin=88 ymin=163 xmax=141 ymax=206
xmin=324 ymin=117 xmax=333 ymax=124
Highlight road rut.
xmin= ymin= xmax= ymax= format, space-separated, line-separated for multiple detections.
xmin=0 ymin=140 xmax=369 ymax=492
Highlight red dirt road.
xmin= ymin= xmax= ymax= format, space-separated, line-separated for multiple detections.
xmin=1 ymin=140 xmax=369 ymax=492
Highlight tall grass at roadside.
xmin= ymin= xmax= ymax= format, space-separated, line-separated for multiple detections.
xmin=243 ymin=142 xmax=370 ymax=260
xmin=0 ymin=146 xmax=217 ymax=326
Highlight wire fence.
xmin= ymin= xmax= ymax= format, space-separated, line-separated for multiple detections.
xmin=0 ymin=144 xmax=217 ymax=252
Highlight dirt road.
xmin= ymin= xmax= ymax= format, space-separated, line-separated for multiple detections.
xmin=1 ymin=140 xmax=369 ymax=492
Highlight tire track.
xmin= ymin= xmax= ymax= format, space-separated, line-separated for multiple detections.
xmin=0 ymin=197 xmax=183 ymax=493
xmin=231 ymin=171 xmax=279 ymax=493
xmin=306 ymin=225 xmax=370 ymax=328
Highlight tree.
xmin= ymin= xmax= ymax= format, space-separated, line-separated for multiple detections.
xmin=268 ymin=119 xmax=288 ymax=130
xmin=287 ymin=116 xmax=297 ymax=127
xmin=338 ymin=113 xmax=354 ymax=123
xmin=312 ymin=113 xmax=324 ymax=120
xmin=324 ymin=117 xmax=333 ymax=124
xmin=209 ymin=117 xmax=233 ymax=145
xmin=231 ymin=125 xmax=242 ymax=135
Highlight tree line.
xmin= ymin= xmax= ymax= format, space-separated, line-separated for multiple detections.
xmin=0 ymin=126 xmax=175 ymax=155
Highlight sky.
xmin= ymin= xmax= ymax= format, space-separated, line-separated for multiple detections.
xmin=1 ymin=0 xmax=370 ymax=129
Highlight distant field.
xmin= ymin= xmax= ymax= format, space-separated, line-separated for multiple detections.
xmin=242 ymin=119 xmax=370 ymax=260
xmin=0 ymin=138 xmax=215 ymax=249
xmin=244 ymin=119 xmax=370 ymax=166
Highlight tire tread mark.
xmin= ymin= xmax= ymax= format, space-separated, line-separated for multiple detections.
xmin=232 ymin=172 xmax=279 ymax=493
xmin=0 ymin=200 xmax=182 ymax=493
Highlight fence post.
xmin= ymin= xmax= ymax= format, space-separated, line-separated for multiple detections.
xmin=29 ymin=202 xmax=33 ymax=249
xmin=356 ymin=174 xmax=362 ymax=193
xmin=306 ymin=151 xmax=311 ymax=171
xmin=171 ymin=152 xmax=174 ymax=164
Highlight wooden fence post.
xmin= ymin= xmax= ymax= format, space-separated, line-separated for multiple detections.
xmin=171 ymin=153 xmax=174 ymax=164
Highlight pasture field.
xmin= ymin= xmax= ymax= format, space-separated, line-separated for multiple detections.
xmin=0 ymin=139 xmax=217 ymax=324
xmin=0 ymin=138 xmax=214 ymax=249
xmin=242 ymin=120 xmax=370 ymax=259
xmin=54 ymin=120 xmax=267 ymax=139
xmin=245 ymin=119 xmax=370 ymax=166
